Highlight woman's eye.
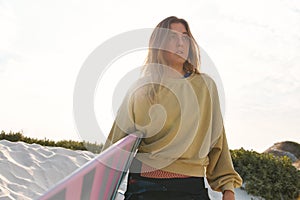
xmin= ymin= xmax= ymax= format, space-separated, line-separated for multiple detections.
xmin=168 ymin=34 xmax=189 ymax=42
xmin=169 ymin=35 xmax=177 ymax=39
xmin=183 ymin=36 xmax=189 ymax=41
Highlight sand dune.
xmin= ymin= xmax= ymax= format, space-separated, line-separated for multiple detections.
xmin=0 ymin=140 xmax=262 ymax=200
xmin=0 ymin=140 xmax=95 ymax=199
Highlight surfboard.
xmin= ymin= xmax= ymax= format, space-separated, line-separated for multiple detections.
xmin=37 ymin=132 xmax=142 ymax=200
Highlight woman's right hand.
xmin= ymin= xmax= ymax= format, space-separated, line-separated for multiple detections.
xmin=222 ymin=190 xmax=235 ymax=200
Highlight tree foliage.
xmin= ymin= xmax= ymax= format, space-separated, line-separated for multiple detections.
xmin=231 ymin=148 xmax=300 ymax=200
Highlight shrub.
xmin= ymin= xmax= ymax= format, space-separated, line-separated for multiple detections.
xmin=231 ymin=148 xmax=300 ymax=200
xmin=0 ymin=130 xmax=102 ymax=153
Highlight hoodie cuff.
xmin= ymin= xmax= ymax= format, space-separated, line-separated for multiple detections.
xmin=221 ymin=182 xmax=235 ymax=194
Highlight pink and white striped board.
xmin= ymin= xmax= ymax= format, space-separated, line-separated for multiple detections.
xmin=38 ymin=133 xmax=142 ymax=200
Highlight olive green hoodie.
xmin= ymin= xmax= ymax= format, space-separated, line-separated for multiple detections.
xmin=103 ymin=72 xmax=242 ymax=193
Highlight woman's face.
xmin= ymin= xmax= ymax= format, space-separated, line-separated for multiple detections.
xmin=163 ymin=22 xmax=190 ymax=67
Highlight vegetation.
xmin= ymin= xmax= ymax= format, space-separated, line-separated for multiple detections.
xmin=2 ymin=131 xmax=300 ymax=199
xmin=0 ymin=130 xmax=102 ymax=153
xmin=231 ymin=148 xmax=300 ymax=200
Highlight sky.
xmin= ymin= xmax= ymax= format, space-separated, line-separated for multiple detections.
xmin=0 ymin=0 xmax=299 ymax=152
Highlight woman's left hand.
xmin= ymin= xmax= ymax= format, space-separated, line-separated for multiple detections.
xmin=222 ymin=190 xmax=235 ymax=200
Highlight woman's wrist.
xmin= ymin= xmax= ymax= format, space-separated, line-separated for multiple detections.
xmin=223 ymin=190 xmax=234 ymax=195
xmin=222 ymin=190 xmax=235 ymax=200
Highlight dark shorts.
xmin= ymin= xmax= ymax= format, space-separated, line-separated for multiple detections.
xmin=124 ymin=173 xmax=210 ymax=200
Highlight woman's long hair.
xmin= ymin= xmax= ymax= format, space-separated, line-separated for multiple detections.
xmin=141 ymin=16 xmax=201 ymax=103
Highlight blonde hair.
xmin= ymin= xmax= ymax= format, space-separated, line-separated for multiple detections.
xmin=141 ymin=16 xmax=201 ymax=103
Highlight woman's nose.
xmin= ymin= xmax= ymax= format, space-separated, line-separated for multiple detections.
xmin=177 ymin=37 xmax=184 ymax=46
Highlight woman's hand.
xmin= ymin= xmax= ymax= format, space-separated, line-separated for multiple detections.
xmin=222 ymin=190 xmax=235 ymax=200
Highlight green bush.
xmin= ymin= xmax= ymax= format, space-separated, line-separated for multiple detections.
xmin=231 ymin=148 xmax=300 ymax=200
xmin=0 ymin=130 xmax=23 ymax=141
xmin=0 ymin=130 xmax=102 ymax=153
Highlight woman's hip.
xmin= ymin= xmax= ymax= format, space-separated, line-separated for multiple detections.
xmin=124 ymin=173 xmax=210 ymax=200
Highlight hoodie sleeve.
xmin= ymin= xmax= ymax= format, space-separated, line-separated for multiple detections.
xmin=204 ymin=74 xmax=243 ymax=193
xmin=101 ymin=89 xmax=136 ymax=151
xmin=206 ymin=129 xmax=243 ymax=193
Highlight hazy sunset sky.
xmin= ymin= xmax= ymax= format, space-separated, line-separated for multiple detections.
xmin=0 ymin=0 xmax=299 ymax=152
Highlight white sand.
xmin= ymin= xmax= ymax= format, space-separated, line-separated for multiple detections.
xmin=0 ymin=140 xmax=262 ymax=200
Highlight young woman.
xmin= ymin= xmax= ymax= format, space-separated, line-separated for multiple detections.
xmin=102 ymin=16 xmax=242 ymax=200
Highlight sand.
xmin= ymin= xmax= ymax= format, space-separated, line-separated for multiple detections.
xmin=0 ymin=140 xmax=262 ymax=200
